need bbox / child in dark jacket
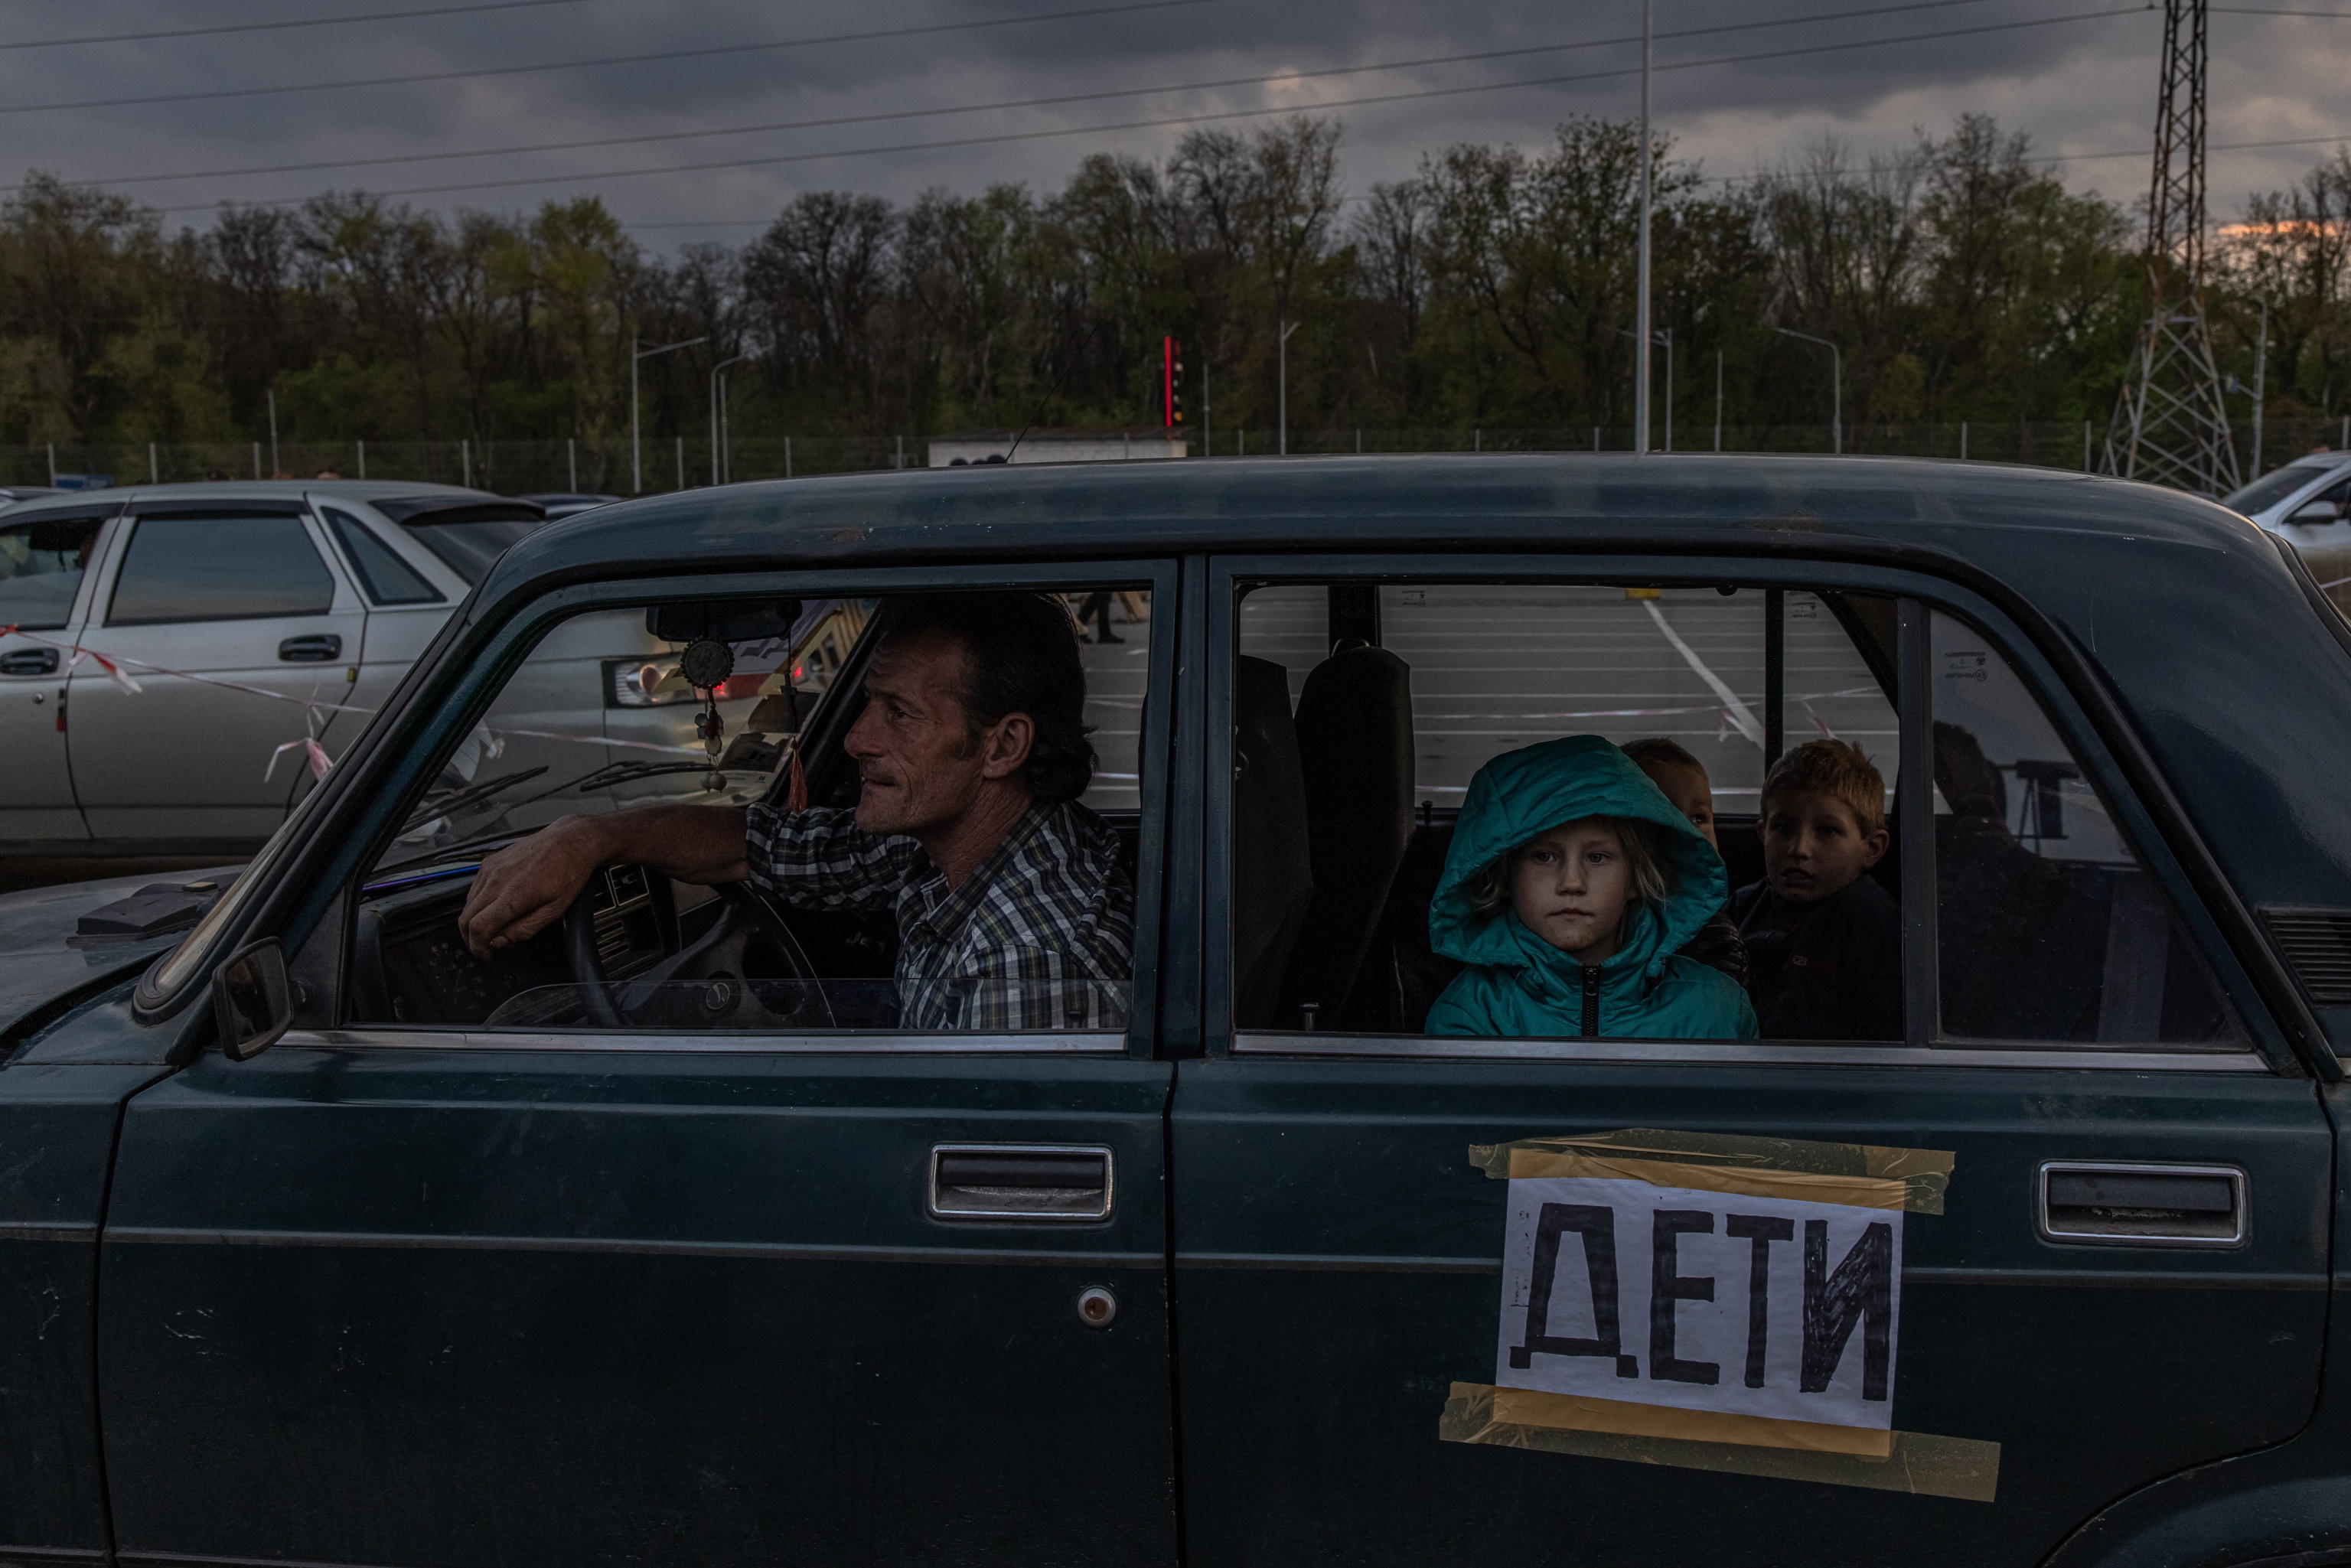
[1731,739,1903,1040]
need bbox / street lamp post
[1774,326,1842,455]
[632,335,706,493]
[1278,319,1301,455]
[709,352,751,486]
[1633,0,1653,454]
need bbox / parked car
[2222,452,2351,532]
[0,484,63,510]
[4,454,2351,1568]
[0,481,758,853]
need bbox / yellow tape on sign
[1440,1384,2001,1503]
[1471,1126,1954,1214]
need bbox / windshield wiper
[396,765,549,834]
[375,760,726,875]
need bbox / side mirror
[211,938,292,1061]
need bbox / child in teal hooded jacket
[1426,735,1758,1040]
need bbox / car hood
[0,867,243,1042]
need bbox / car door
[95,562,1182,1568]
[67,500,368,843]
[1169,556,2332,1568]
[0,503,120,842]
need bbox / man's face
[1760,787,1888,905]
[843,630,988,837]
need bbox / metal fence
[10,416,2348,495]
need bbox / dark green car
[4,454,2349,1568]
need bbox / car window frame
[0,498,126,633]
[1203,551,2294,1077]
[102,501,351,628]
[287,559,1180,1061]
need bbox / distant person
[1423,735,1755,1040]
[1732,739,1902,1040]
[316,467,343,479]
[1074,590,1122,644]
[1622,735,1746,988]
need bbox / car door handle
[2038,1161,2245,1247]
[277,634,342,663]
[929,1144,1114,1221]
[0,647,58,676]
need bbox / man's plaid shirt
[742,798,1134,1031]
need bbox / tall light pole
[632,335,706,494]
[1775,326,1841,455]
[1278,319,1301,455]
[709,351,751,486]
[1633,0,1653,454]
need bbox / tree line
[0,111,2340,475]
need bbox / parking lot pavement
[0,853,247,898]
[1238,584,1896,807]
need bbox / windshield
[2223,463,2337,516]
[400,517,545,585]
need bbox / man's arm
[459,804,747,959]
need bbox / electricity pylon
[2105,0,2241,496]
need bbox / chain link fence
[8,417,2346,494]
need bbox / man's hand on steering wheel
[460,816,613,959]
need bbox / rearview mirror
[212,938,292,1061]
[646,599,802,644]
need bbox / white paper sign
[1495,1175,1903,1433]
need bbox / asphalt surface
[1237,583,1897,808]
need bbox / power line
[153,4,2142,214]
[25,0,1994,191]
[0,0,1210,119]
[0,0,631,52]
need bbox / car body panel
[99,1048,1179,1568]
[1166,1055,2329,1568]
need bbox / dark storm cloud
[0,0,2342,246]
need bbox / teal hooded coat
[1426,736,1758,1040]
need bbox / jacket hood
[1429,735,1729,992]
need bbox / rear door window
[0,509,109,630]
[108,510,334,624]
[323,507,442,605]
[1930,609,2236,1044]
[373,500,546,585]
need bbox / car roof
[479,453,2269,608]
[0,480,502,520]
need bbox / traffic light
[1163,336,1184,427]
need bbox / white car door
[67,500,367,843]
[0,502,119,841]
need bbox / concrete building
[927,429,1187,467]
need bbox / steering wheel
[562,871,827,1030]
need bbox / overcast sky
[0,0,2343,250]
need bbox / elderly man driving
[459,592,1133,1030]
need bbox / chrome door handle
[929,1144,1113,1221]
[278,634,342,663]
[2038,1161,2245,1247]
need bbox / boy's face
[1760,788,1888,904]
[1640,761,1717,848]
[1509,817,1634,963]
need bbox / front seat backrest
[1231,655,1314,1029]
[1280,644,1414,1029]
